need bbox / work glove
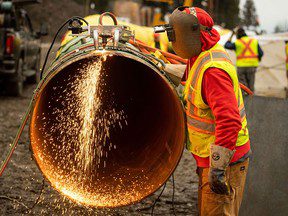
[209,144,235,195]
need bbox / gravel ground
[0,83,199,215]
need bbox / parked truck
[0,0,46,96]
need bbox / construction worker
[285,41,288,98]
[164,7,251,215]
[225,28,264,92]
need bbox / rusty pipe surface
[29,49,185,208]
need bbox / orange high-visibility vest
[235,36,259,67]
[285,43,288,70]
[183,43,249,157]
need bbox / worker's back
[285,42,288,70]
[235,36,259,67]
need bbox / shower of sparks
[76,58,104,172]
[30,55,155,207]
[37,55,127,172]
[39,55,128,174]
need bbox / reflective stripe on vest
[286,44,288,69]
[187,51,232,102]
[286,46,288,62]
[187,92,247,135]
[184,43,249,157]
[235,37,259,67]
[187,115,215,134]
[187,108,247,135]
[237,38,258,59]
[185,45,247,136]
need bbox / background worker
[225,28,264,92]
[166,7,251,215]
[285,40,288,98]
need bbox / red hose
[167,58,180,64]
[139,46,150,55]
[0,104,32,176]
[240,83,254,95]
[136,39,188,64]
[129,39,188,64]
[129,39,253,97]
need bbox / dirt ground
[0,83,199,215]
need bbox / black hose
[151,183,167,215]
[172,174,177,216]
[40,17,89,79]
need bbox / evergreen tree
[215,0,240,29]
[274,25,282,33]
[242,0,258,28]
[192,0,240,29]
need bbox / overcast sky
[240,0,288,33]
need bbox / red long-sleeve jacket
[192,67,251,168]
[179,7,250,167]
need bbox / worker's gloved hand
[209,168,230,195]
[209,144,235,195]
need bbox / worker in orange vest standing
[285,40,288,98]
[285,41,288,73]
[225,28,264,92]
[159,7,251,215]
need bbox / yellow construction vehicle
[183,0,193,6]
[145,0,174,5]
[60,14,170,52]
[143,0,193,26]
[145,0,193,6]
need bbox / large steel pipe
[29,50,185,207]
